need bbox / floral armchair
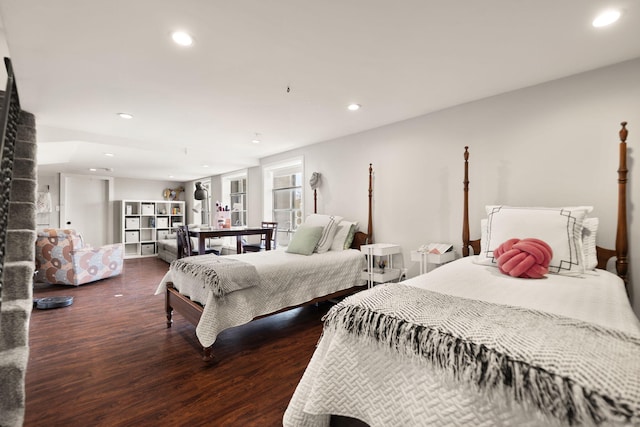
[35,228,124,286]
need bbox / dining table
[188,226,274,255]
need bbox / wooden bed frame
[462,122,630,292]
[165,163,374,361]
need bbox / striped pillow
[303,214,343,254]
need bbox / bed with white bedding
[157,164,374,361]
[284,257,640,427]
[155,248,366,349]
[284,123,639,426]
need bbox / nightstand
[360,243,401,288]
[410,249,456,274]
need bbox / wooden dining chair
[176,225,220,258]
[243,221,278,253]
[176,225,193,259]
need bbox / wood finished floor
[27,257,332,426]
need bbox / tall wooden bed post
[592,122,629,292]
[462,147,480,256]
[462,147,472,257]
[313,189,318,214]
[461,122,630,294]
[368,163,373,244]
[616,122,629,287]
[347,163,373,249]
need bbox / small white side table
[360,243,401,288]
[410,250,456,274]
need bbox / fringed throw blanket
[323,284,640,426]
[170,256,261,298]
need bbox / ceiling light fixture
[117,113,133,119]
[348,103,361,111]
[592,9,621,27]
[172,31,194,46]
[252,133,261,144]
[104,152,114,157]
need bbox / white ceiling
[0,1,639,182]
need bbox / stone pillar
[0,110,37,427]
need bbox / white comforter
[284,256,640,427]
[155,248,366,347]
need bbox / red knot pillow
[494,238,553,279]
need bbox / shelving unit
[229,177,247,227]
[116,200,185,258]
[360,243,401,288]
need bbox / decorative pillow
[330,220,359,251]
[582,217,598,271]
[303,214,343,253]
[480,215,598,270]
[343,224,358,249]
[285,226,324,256]
[494,238,553,279]
[477,206,590,275]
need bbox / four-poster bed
[284,122,639,427]
[157,164,374,362]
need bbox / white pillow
[303,214,343,253]
[330,220,359,251]
[479,218,488,256]
[480,215,598,270]
[477,206,591,276]
[582,217,598,271]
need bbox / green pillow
[286,226,324,255]
[343,224,357,249]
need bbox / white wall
[114,177,185,201]
[36,173,60,228]
[35,174,185,229]
[247,166,263,227]
[261,58,640,316]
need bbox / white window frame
[221,169,248,227]
[262,156,304,244]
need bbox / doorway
[60,174,114,246]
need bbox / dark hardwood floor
[27,257,331,426]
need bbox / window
[222,171,247,227]
[263,157,303,245]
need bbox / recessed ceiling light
[592,9,621,27]
[347,103,361,111]
[202,164,209,168]
[252,133,261,144]
[172,31,193,46]
[89,168,97,172]
[117,113,133,119]
[104,152,114,157]
[168,175,174,178]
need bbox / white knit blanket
[322,284,640,426]
[170,256,261,298]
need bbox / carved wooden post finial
[620,121,628,142]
